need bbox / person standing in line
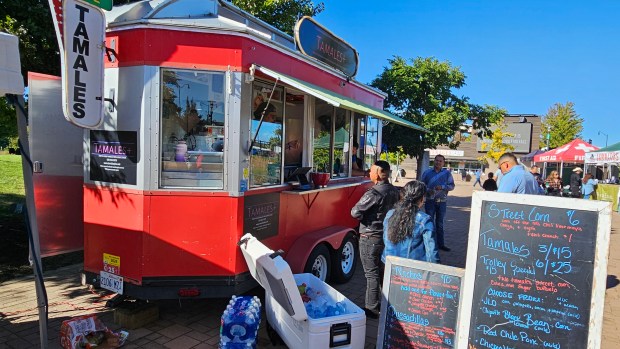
[581,173,597,199]
[482,172,498,191]
[421,155,455,252]
[544,170,563,196]
[351,160,400,319]
[530,165,545,191]
[382,180,439,264]
[494,167,504,187]
[473,169,483,187]
[570,167,583,198]
[461,168,467,181]
[496,152,541,194]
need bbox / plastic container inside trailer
[239,234,366,349]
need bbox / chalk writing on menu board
[469,201,597,349]
[380,258,462,349]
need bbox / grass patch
[0,154,25,221]
[0,154,28,282]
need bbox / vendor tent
[534,139,599,178]
[314,127,349,148]
[520,149,545,164]
[534,139,599,163]
[585,141,620,165]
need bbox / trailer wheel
[304,244,331,282]
[331,233,358,283]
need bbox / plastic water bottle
[335,301,347,315]
[221,295,261,348]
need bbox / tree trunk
[416,155,424,179]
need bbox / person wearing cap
[351,160,400,319]
[570,167,583,198]
[497,152,541,195]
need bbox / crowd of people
[350,152,597,319]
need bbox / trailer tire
[304,244,331,282]
[331,233,358,283]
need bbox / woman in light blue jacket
[581,173,596,199]
[382,180,439,264]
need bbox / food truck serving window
[160,69,226,189]
[250,81,284,188]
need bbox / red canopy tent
[534,139,599,177]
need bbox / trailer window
[160,69,226,189]
[249,81,284,187]
[313,99,332,173]
[364,117,380,170]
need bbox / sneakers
[363,308,379,319]
[439,246,451,252]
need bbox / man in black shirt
[351,160,400,318]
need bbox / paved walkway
[1,180,619,348]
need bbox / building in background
[401,114,542,178]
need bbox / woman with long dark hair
[381,180,440,263]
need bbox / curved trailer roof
[104,0,426,131]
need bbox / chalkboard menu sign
[458,192,611,349]
[378,257,464,349]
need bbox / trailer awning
[253,65,427,132]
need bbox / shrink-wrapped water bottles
[220,295,262,349]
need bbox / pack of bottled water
[220,295,262,349]
[298,283,348,319]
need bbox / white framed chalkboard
[458,191,612,349]
[377,256,465,349]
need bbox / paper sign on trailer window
[62,0,105,128]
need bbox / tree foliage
[370,56,504,175]
[231,0,324,35]
[379,146,407,165]
[541,102,583,149]
[478,119,515,164]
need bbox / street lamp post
[598,131,608,147]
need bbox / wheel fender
[285,225,356,274]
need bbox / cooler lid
[239,234,307,321]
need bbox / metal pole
[12,95,48,348]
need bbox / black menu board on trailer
[377,257,464,349]
[458,192,611,349]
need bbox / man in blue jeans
[421,155,455,251]
[351,160,400,319]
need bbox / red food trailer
[36,0,425,299]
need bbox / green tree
[478,118,515,164]
[0,98,18,149]
[380,146,407,165]
[541,102,583,149]
[370,56,504,177]
[231,0,324,35]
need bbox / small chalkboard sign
[377,256,465,349]
[458,191,611,349]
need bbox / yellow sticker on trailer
[103,253,120,274]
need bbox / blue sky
[316,1,620,148]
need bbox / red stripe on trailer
[104,28,384,108]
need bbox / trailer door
[28,73,84,256]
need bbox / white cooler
[239,234,366,349]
